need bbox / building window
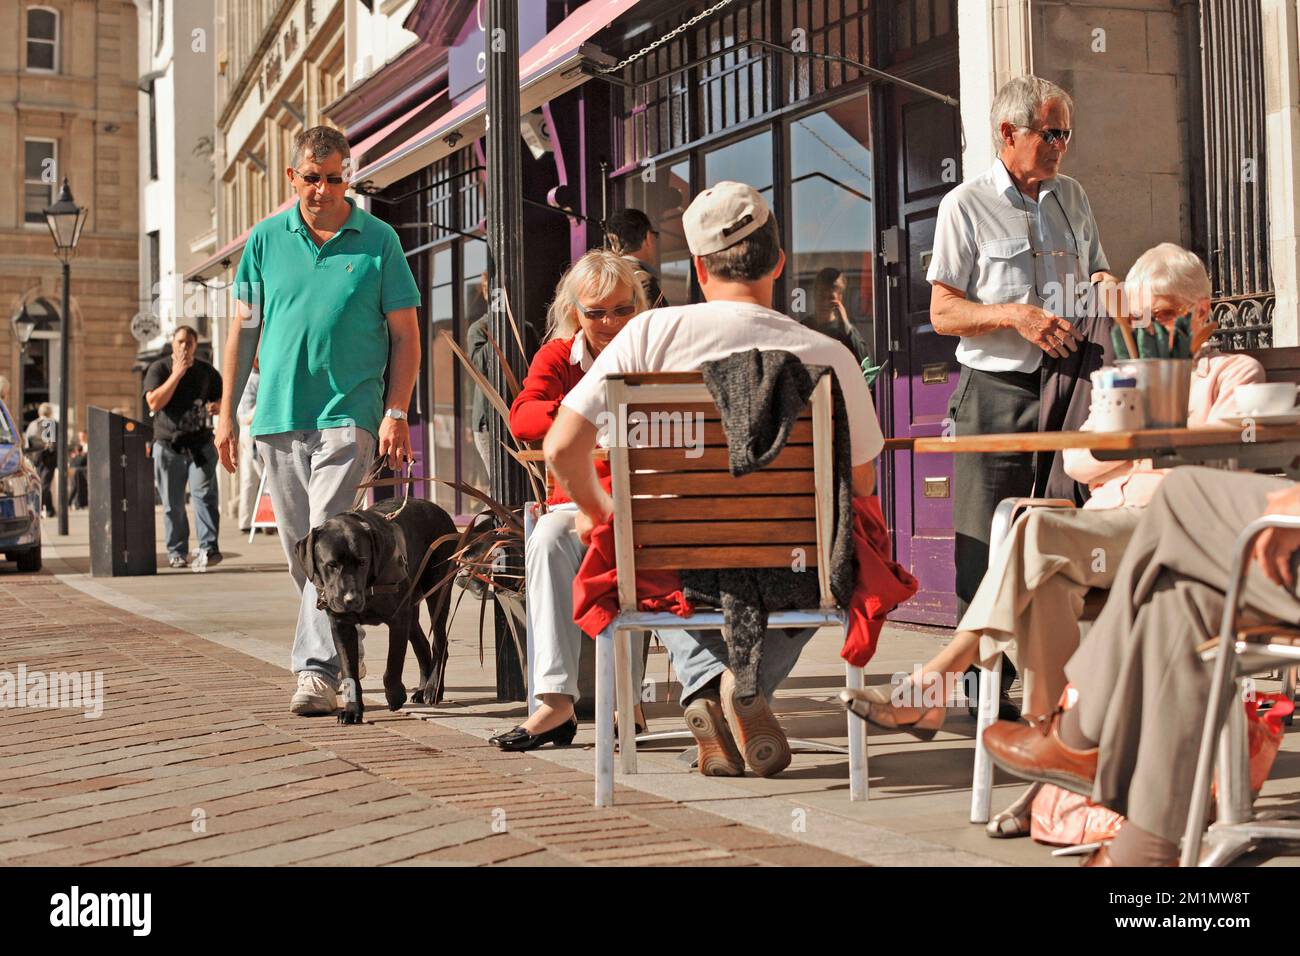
[26,6,58,73]
[147,230,161,312]
[147,82,159,180]
[23,139,57,225]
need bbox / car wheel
[15,548,41,573]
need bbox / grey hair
[1124,242,1212,308]
[291,126,351,169]
[990,75,1075,141]
[545,249,648,341]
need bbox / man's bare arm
[930,281,1081,359]
[145,365,186,412]
[214,302,252,473]
[544,407,612,540]
[378,307,420,468]
[383,307,421,414]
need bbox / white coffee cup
[1233,382,1300,417]
[1090,387,1146,433]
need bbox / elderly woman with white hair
[844,243,1263,744]
[489,248,649,751]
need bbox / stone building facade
[1,0,141,431]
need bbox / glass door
[785,95,876,369]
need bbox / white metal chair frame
[1180,513,1300,867]
[592,373,867,807]
[970,496,1077,824]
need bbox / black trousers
[950,365,1047,616]
[30,450,56,516]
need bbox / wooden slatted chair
[592,371,866,807]
[1180,513,1300,866]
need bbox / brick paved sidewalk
[0,572,862,867]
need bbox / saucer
[1219,410,1300,426]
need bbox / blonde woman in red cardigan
[490,249,649,751]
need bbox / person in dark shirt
[806,267,871,365]
[143,325,223,569]
[605,208,668,309]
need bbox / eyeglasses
[293,169,347,186]
[1021,126,1073,146]
[1005,170,1082,304]
[575,301,638,322]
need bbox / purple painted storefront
[342,0,965,627]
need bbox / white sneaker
[289,672,337,715]
[190,549,208,573]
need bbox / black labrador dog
[295,497,458,724]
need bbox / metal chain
[598,0,736,74]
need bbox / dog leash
[383,458,416,522]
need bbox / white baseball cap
[682,181,771,256]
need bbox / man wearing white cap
[545,181,885,778]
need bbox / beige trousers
[959,506,1143,716]
[1067,467,1300,843]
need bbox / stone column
[959,0,1034,176]
[1262,0,1300,347]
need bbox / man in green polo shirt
[215,125,421,717]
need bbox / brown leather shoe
[982,711,1098,796]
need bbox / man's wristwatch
[384,408,408,422]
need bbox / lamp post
[43,178,87,537]
[10,308,37,425]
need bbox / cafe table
[907,423,1300,470]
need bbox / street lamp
[10,306,38,425]
[43,177,87,537]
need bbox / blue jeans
[655,627,818,705]
[154,439,219,558]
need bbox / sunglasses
[575,301,638,322]
[293,169,347,186]
[1022,126,1073,146]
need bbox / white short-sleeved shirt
[926,161,1109,373]
[560,301,885,466]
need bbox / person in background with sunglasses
[489,249,648,750]
[214,125,422,718]
[926,75,1124,718]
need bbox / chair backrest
[603,370,836,613]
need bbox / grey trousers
[951,365,1044,614]
[256,427,376,681]
[1066,467,1300,843]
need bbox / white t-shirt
[560,301,885,466]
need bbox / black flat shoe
[495,717,578,752]
[488,726,528,747]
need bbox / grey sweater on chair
[681,349,857,698]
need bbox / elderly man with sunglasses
[214,126,422,717]
[927,76,1122,706]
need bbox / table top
[911,424,1300,455]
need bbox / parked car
[0,399,42,572]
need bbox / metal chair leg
[845,661,867,801]
[970,655,1002,824]
[595,623,615,807]
[523,502,538,717]
[615,627,637,775]
[1181,618,1245,865]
